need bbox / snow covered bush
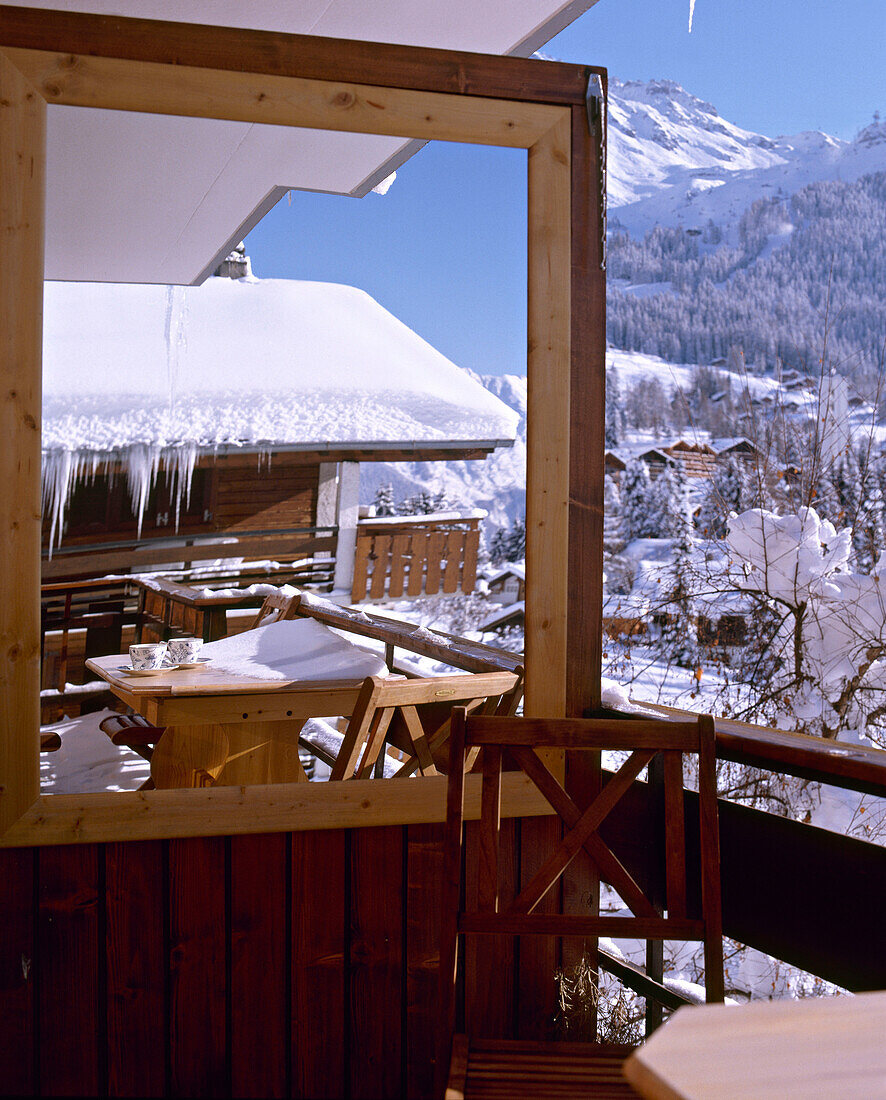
[725,506,886,741]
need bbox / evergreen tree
[646,461,685,539]
[488,515,526,565]
[853,450,885,573]
[621,459,657,540]
[697,456,749,538]
[400,490,434,515]
[373,483,396,517]
[488,525,510,565]
[603,473,625,551]
[660,519,699,669]
[605,368,626,447]
[506,515,526,562]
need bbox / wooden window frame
[0,7,606,846]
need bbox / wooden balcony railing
[41,525,336,583]
[351,513,482,602]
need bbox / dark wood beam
[0,4,601,104]
[567,96,606,716]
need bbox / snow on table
[200,617,388,682]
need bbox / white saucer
[117,663,181,676]
[174,657,212,669]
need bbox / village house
[41,257,517,596]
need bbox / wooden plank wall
[3,800,886,1096]
[0,820,566,1099]
[214,463,319,532]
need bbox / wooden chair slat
[439,711,724,1100]
[478,747,501,913]
[509,748,654,915]
[509,746,659,919]
[249,590,300,630]
[662,750,688,919]
[466,716,699,750]
[399,704,438,776]
[698,714,725,1002]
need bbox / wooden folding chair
[438,710,724,1099]
[322,668,523,781]
[250,589,301,628]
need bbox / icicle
[164,442,199,530]
[124,443,163,538]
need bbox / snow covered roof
[487,563,526,585]
[480,601,525,632]
[42,276,520,455]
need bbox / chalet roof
[42,276,519,455]
[667,441,716,456]
[487,563,526,585]
[479,601,525,632]
[711,437,759,455]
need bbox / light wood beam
[525,115,571,717]
[0,772,553,848]
[0,50,43,833]
[2,48,563,148]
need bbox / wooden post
[525,115,571,718]
[0,52,44,833]
[567,97,606,717]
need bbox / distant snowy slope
[362,352,792,532]
[608,78,886,239]
[361,373,527,532]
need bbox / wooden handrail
[603,701,886,799]
[296,596,523,675]
[42,532,336,579]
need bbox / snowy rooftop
[42,276,519,455]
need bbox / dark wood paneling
[230,833,288,1099]
[349,826,404,1100]
[717,800,886,992]
[406,823,444,1100]
[37,844,103,1096]
[516,815,561,1040]
[1,801,880,1097]
[168,837,227,1098]
[464,818,517,1038]
[567,100,606,716]
[105,841,166,1098]
[291,829,347,1100]
[0,849,35,1097]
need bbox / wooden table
[624,991,886,1098]
[86,654,367,788]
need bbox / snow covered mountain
[608,78,886,240]
[360,373,527,533]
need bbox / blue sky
[246,0,884,377]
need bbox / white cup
[167,637,203,664]
[129,642,168,670]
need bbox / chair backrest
[250,589,301,629]
[438,711,723,1062]
[329,668,523,781]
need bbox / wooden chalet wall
[212,456,319,533]
[43,453,321,549]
